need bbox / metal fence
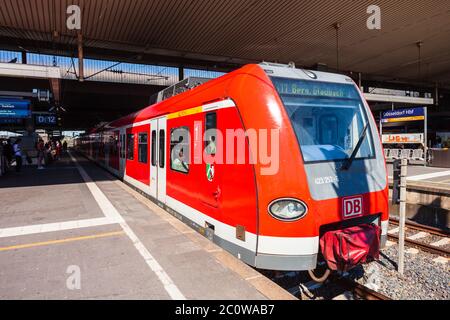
[0,50,22,64]
[0,50,227,86]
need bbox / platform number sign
[342,196,363,219]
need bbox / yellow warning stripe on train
[167,106,203,119]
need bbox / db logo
[342,196,363,219]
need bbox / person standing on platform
[36,138,45,169]
[13,138,22,173]
[55,140,62,160]
[63,140,68,153]
[3,138,13,171]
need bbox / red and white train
[75,63,389,276]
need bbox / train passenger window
[151,130,156,166]
[121,134,126,158]
[138,132,148,164]
[170,126,190,173]
[119,135,122,158]
[127,133,134,160]
[159,129,165,168]
[205,112,216,155]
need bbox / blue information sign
[0,118,23,125]
[381,107,425,123]
[0,98,31,118]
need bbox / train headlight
[268,198,308,221]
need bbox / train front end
[250,63,388,275]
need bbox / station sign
[0,98,31,118]
[381,107,425,123]
[382,133,423,144]
[35,113,57,126]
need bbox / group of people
[0,138,24,173]
[0,137,67,173]
[36,139,67,169]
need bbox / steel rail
[335,278,391,300]
[389,218,449,237]
[387,234,450,257]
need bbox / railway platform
[386,164,450,229]
[0,152,293,300]
[386,163,450,186]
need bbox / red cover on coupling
[320,224,381,272]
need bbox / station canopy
[0,0,449,86]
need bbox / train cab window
[127,133,134,160]
[271,77,375,163]
[138,132,148,163]
[319,115,338,145]
[151,130,156,166]
[205,112,217,155]
[170,126,190,173]
[159,129,165,168]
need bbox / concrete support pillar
[178,66,184,81]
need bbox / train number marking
[342,196,363,219]
[314,175,338,185]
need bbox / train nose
[319,223,381,272]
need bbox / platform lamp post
[334,22,341,72]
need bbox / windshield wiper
[341,122,369,171]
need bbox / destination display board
[271,77,360,100]
[381,107,425,123]
[0,98,31,118]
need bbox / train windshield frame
[271,77,376,164]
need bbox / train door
[156,117,167,203]
[109,130,120,171]
[149,119,158,199]
[119,128,126,176]
[202,111,220,208]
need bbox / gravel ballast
[348,244,449,300]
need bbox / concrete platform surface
[0,152,293,300]
[386,163,450,186]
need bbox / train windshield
[271,77,375,163]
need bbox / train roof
[99,64,259,130]
[91,63,355,132]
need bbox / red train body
[75,63,389,272]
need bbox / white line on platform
[0,217,120,238]
[406,170,450,181]
[407,231,429,240]
[430,238,450,247]
[68,151,185,300]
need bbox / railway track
[387,219,450,257]
[334,277,390,300]
[261,220,448,300]
[389,218,449,237]
[261,270,391,300]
